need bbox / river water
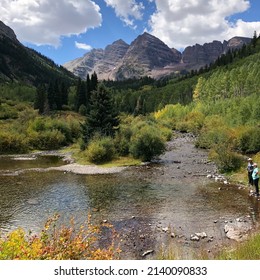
[0,135,259,259]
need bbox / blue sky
[1,0,260,65]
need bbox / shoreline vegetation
[1,34,259,259]
[1,133,260,260]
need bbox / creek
[0,134,259,259]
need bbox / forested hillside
[154,34,260,171]
[0,32,75,85]
[0,31,259,172]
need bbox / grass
[62,144,142,167]
[226,152,260,185]
[217,232,260,260]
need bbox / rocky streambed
[110,133,260,259]
[0,133,259,260]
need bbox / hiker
[247,158,254,186]
[252,163,259,197]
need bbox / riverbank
[1,132,259,260]
[121,132,260,259]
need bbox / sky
[1,0,260,65]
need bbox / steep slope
[182,37,252,68]
[64,32,252,81]
[114,32,181,80]
[0,21,75,85]
[64,39,129,80]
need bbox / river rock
[190,234,200,241]
[195,232,207,239]
[162,227,169,233]
[224,218,252,242]
[27,199,39,205]
[141,250,154,257]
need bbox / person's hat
[253,163,258,166]
[248,158,253,161]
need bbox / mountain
[0,21,18,42]
[181,37,252,69]
[64,39,129,80]
[113,32,181,80]
[64,33,251,80]
[0,21,75,85]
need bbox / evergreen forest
[0,33,260,171]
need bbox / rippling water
[0,152,259,259]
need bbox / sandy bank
[48,163,127,175]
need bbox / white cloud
[104,0,144,27]
[75,41,93,51]
[0,0,102,46]
[148,0,260,49]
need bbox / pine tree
[47,81,56,111]
[60,81,68,106]
[82,84,119,144]
[75,79,87,112]
[90,72,98,92]
[34,84,46,114]
[252,31,258,48]
[54,79,62,110]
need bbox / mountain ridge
[64,32,251,80]
[0,21,75,85]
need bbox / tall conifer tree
[82,84,119,144]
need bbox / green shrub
[29,117,46,132]
[0,131,28,154]
[130,125,166,161]
[86,136,116,164]
[28,116,81,147]
[66,116,82,139]
[78,104,87,116]
[49,120,72,143]
[175,111,205,134]
[196,116,235,149]
[29,130,66,150]
[0,103,18,120]
[236,126,260,153]
[209,144,244,172]
[114,124,133,156]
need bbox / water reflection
[0,155,260,259]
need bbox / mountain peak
[112,39,129,46]
[0,21,17,42]
[63,33,252,80]
[227,36,251,49]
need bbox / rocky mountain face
[182,37,252,68]
[0,21,18,42]
[0,21,75,84]
[64,39,129,80]
[64,33,251,80]
[113,32,181,80]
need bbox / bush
[0,131,28,154]
[49,120,72,143]
[236,126,260,153]
[28,116,81,148]
[78,104,87,116]
[130,125,166,161]
[114,125,132,156]
[0,214,120,260]
[86,136,116,164]
[66,115,82,139]
[196,116,235,149]
[29,130,66,150]
[175,111,205,134]
[0,103,18,119]
[209,144,244,172]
